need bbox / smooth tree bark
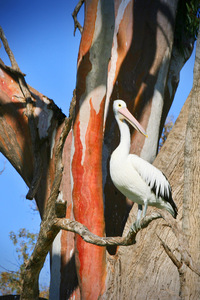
[0,0,199,299]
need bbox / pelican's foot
[132,219,141,231]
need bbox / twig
[0,160,6,175]
[0,26,43,200]
[72,0,84,36]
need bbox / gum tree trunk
[0,0,199,299]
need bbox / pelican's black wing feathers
[130,154,178,218]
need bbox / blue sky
[0,0,195,292]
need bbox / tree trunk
[103,27,200,300]
[103,87,190,300]
[182,26,200,299]
[0,1,199,299]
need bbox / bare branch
[159,212,200,277]
[43,91,76,218]
[55,212,162,246]
[0,26,20,71]
[157,234,182,269]
[56,90,76,159]
[72,0,84,36]
[21,219,59,300]
[0,27,43,200]
[21,93,76,299]
[0,160,6,175]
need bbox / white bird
[110,100,177,223]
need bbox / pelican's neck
[116,119,131,157]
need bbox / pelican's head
[113,100,147,137]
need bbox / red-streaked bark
[71,0,116,297]
[60,132,79,300]
[72,99,106,299]
[104,0,179,255]
[0,0,197,299]
[0,62,33,185]
[71,0,182,297]
[0,60,66,213]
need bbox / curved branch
[72,0,84,36]
[0,27,21,71]
[21,94,76,299]
[21,210,161,299]
[158,212,200,277]
[0,27,42,200]
[55,212,162,246]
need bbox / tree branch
[0,160,6,175]
[0,27,21,71]
[72,0,84,36]
[157,234,182,269]
[158,212,200,277]
[0,27,42,200]
[55,212,162,246]
[21,93,76,300]
[43,90,76,218]
[169,219,200,277]
[21,196,161,299]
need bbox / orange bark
[72,99,106,299]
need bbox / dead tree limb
[21,211,161,299]
[0,160,6,175]
[157,234,182,269]
[158,212,200,277]
[0,26,42,200]
[55,212,162,246]
[0,27,21,71]
[72,0,84,36]
[21,93,76,300]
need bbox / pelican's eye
[118,103,122,107]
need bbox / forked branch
[72,0,84,35]
[21,211,161,299]
[157,212,200,300]
[21,93,76,300]
[0,26,42,200]
[161,213,200,277]
[55,212,162,246]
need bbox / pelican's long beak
[118,107,148,137]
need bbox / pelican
[110,100,177,223]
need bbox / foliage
[0,270,21,295]
[185,1,200,39]
[175,0,200,53]
[159,116,174,151]
[0,229,49,298]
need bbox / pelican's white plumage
[110,100,177,222]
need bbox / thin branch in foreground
[72,0,84,36]
[21,94,76,299]
[157,234,182,269]
[0,26,43,200]
[43,92,76,218]
[158,212,200,277]
[21,211,161,299]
